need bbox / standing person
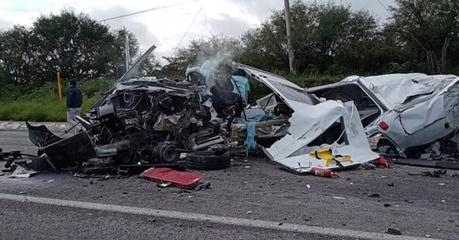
[66,80,83,126]
[231,69,250,105]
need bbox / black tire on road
[186,151,231,170]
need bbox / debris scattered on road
[394,158,459,170]
[332,196,346,200]
[360,162,376,170]
[9,165,39,178]
[309,167,338,178]
[375,156,390,168]
[141,167,204,189]
[386,228,402,235]
[408,169,447,177]
[368,193,381,198]
[194,182,211,191]
[157,182,172,188]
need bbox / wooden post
[57,67,62,101]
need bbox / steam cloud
[189,45,237,89]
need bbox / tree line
[163,0,459,77]
[0,0,458,87]
[0,10,142,86]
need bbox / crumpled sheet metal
[351,74,458,109]
[26,121,62,147]
[119,45,156,82]
[336,73,459,152]
[237,63,378,173]
[264,101,379,173]
[361,74,459,150]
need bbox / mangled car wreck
[235,64,379,173]
[25,46,379,175]
[309,74,459,164]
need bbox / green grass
[0,75,343,122]
[0,77,114,122]
[0,96,99,122]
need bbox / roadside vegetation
[0,0,457,121]
[0,75,342,121]
[0,78,114,121]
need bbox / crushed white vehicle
[235,64,379,174]
[308,73,459,157]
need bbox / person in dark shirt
[210,85,243,133]
[66,80,83,125]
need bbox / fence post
[57,67,62,101]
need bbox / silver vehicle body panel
[309,73,459,151]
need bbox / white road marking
[0,193,436,240]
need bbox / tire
[186,151,231,170]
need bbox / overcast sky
[0,0,395,58]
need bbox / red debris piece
[375,156,390,168]
[309,167,338,178]
[141,167,203,189]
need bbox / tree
[0,10,140,85]
[239,2,393,75]
[388,0,459,73]
[31,10,125,83]
[0,26,38,84]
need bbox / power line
[376,0,390,11]
[98,0,197,22]
[174,0,206,52]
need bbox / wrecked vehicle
[308,73,459,158]
[27,47,225,172]
[233,64,379,173]
[25,46,378,175]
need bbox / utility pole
[124,28,130,73]
[284,0,295,74]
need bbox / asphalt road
[1,129,458,239]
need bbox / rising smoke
[188,44,237,90]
